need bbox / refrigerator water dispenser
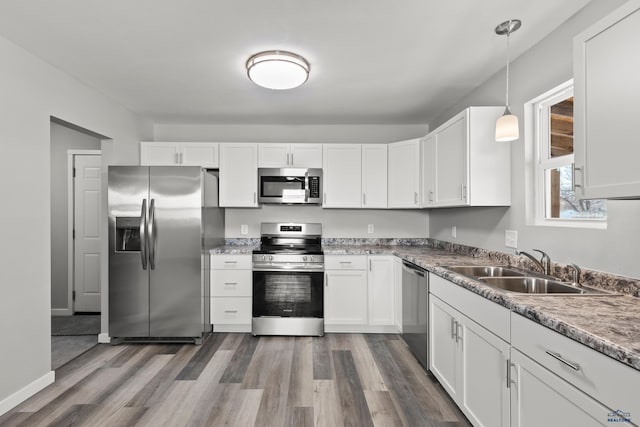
[115,217,141,252]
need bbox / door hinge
[72,290,76,301]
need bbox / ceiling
[0,1,591,126]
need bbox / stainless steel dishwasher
[401,261,429,369]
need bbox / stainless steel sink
[444,265,526,278]
[479,277,598,294]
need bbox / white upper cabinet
[140,142,219,168]
[574,1,640,199]
[219,143,258,207]
[388,138,421,208]
[258,143,322,168]
[423,107,510,208]
[322,144,362,208]
[362,144,388,208]
[420,134,436,207]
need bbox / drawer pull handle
[339,261,352,264]
[224,310,238,314]
[223,282,237,286]
[545,350,581,371]
[224,261,237,264]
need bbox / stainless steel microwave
[258,168,322,204]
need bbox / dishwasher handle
[402,261,426,277]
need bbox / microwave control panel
[309,176,320,198]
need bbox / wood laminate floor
[1,334,470,427]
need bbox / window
[527,80,606,227]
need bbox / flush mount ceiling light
[495,19,521,142]
[246,50,310,90]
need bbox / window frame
[525,79,606,229]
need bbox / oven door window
[253,271,323,318]
[260,176,304,198]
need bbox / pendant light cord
[505,30,510,111]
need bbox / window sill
[534,218,607,230]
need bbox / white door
[435,112,468,206]
[362,144,388,208]
[367,256,394,325]
[73,154,102,312]
[388,139,421,208]
[322,144,362,208]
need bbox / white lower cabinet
[324,255,396,332]
[210,254,252,332]
[430,295,510,427]
[509,349,612,427]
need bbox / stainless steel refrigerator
[108,166,224,344]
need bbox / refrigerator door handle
[140,199,148,270]
[148,198,157,270]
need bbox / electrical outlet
[241,224,248,235]
[451,226,457,238]
[505,230,518,248]
[367,224,374,234]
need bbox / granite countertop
[213,243,640,371]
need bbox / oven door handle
[253,263,324,272]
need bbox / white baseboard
[51,308,72,316]
[324,324,400,334]
[98,333,111,344]
[0,371,55,416]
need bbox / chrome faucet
[568,263,582,287]
[516,249,552,275]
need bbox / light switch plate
[367,224,374,234]
[241,224,248,235]
[451,226,457,238]
[505,230,518,248]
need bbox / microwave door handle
[304,171,309,202]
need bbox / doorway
[50,119,105,368]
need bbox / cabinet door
[324,270,368,325]
[393,257,403,332]
[429,296,459,399]
[420,134,436,207]
[181,143,219,168]
[322,144,362,208]
[258,143,290,167]
[367,256,394,326]
[388,139,420,208]
[291,144,323,167]
[574,2,640,199]
[459,313,510,427]
[219,143,258,207]
[140,142,179,165]
[510,349,613,427]
[362,144,388,208]
[435,112,468,206]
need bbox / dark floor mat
[52,315,100,336]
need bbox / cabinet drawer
[511,312,639,417]
[325,255,367,270]
[211,297,252,324]
[211,270,252,296]
[429,274,510,341]
[211,254,252,269]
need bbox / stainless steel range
[252,223,324,336]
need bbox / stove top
[254,222,323,256]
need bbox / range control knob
[269,255,274,261]
[303,256,308,262]
[262,255,266,261]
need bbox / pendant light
[246,50,310,90]
[495,19,521,141]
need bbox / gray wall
[50,122,101,312]
[427,0,640,279]
[0,33,151,410]
[226,206,428,238]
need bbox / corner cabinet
[219,143,258,207]
[421,107,511,208]
[140,142,219,168]
[388,138,421,208]
[574,1,640,199]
